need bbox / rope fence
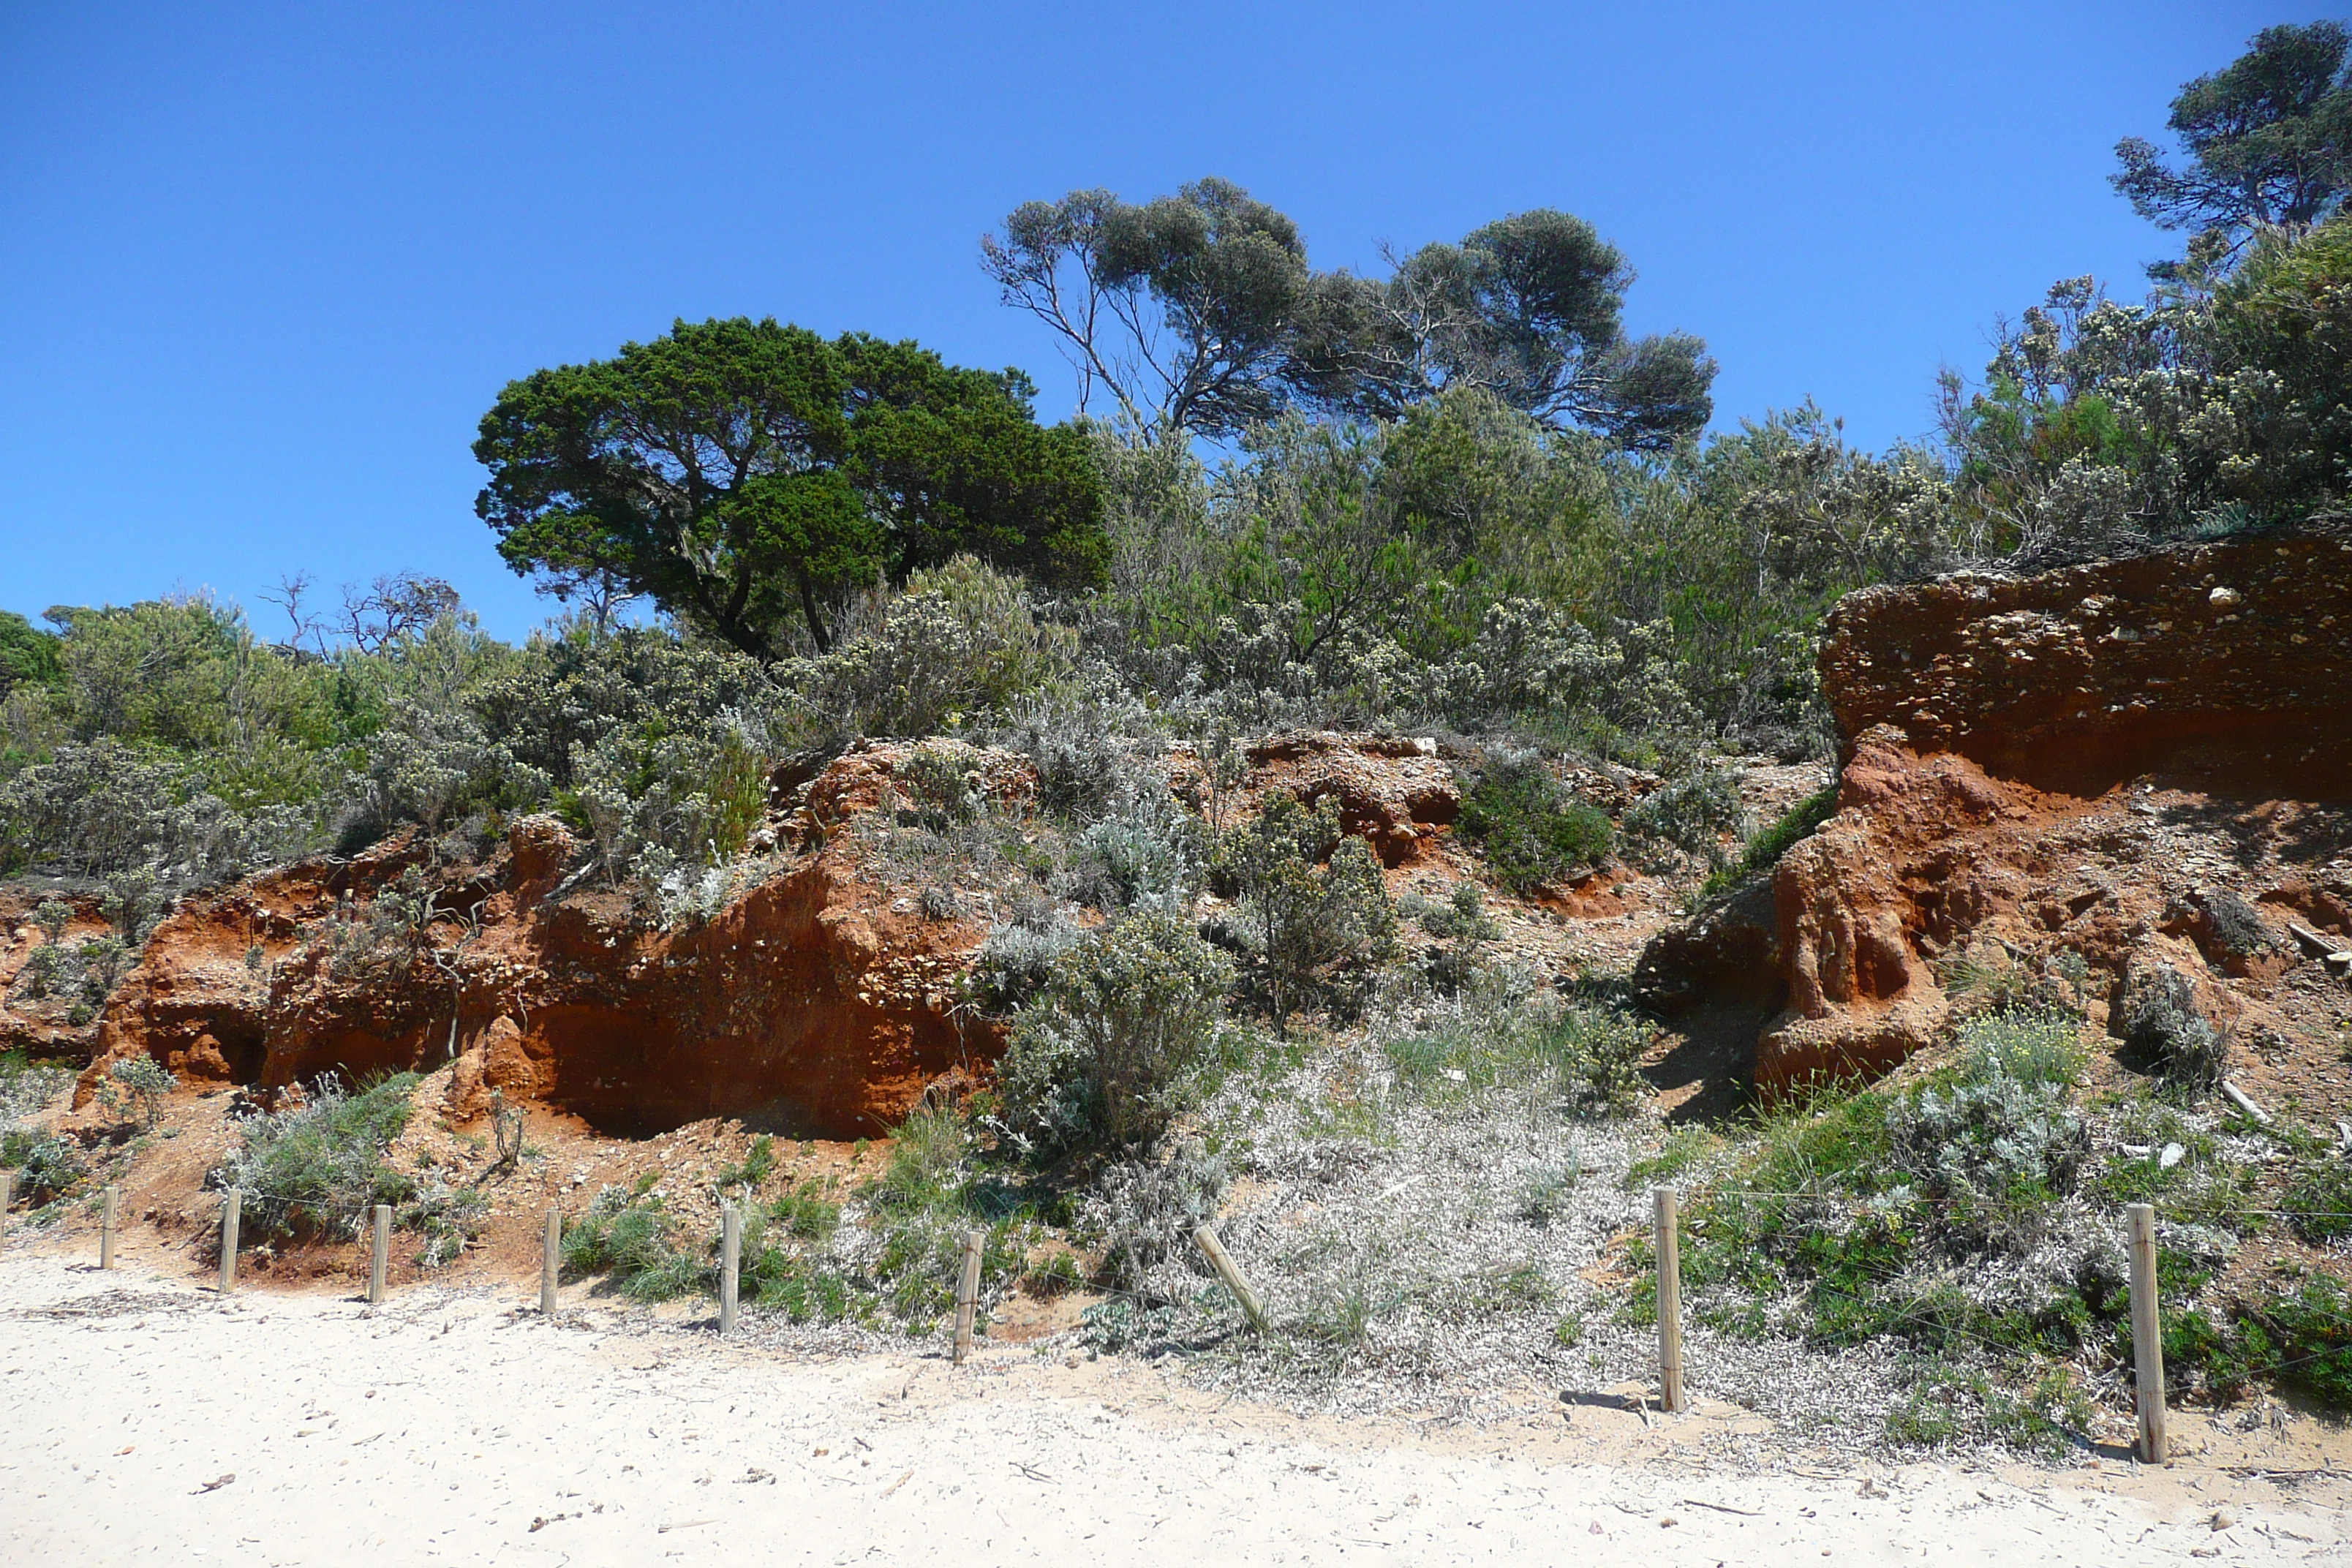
[7,1166,2347,1466]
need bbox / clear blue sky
[0,2,2327,639]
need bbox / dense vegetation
[1,22,2347,1440]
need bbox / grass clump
[861,1109,1039,1328]
[562,1179,706,1302]
[1455,753,1613,894]
[713,1133,777,1193]
[1624,1126,1716,1191]
[1382,991,1648,1118]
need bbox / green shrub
[1885,1047,2086,1251]
[98,1055,178,1130]
[750,1251,856,1322]
[896,746,983,831]
[1540,1005,1649,1117]
[1885,1362,2092,1456]
[2285,1159,2352,1245]
[1071,785,1202,912]
[967,909,1081,1016]
[2117,962,2227,1090]
[995,911,1232,1156]
[1077,1139,1229,1292]
[1403,881,1499,995]
[2,1131,87,1202]
[1456,753,1613,893]
[0,1049,73,1128]
[1955,1009,2085,1090]
[2251,1271,2352,1407]
[778,557,1077,739]
[1622,766,1748,872]
[217,1073,423,1240]
[1210,795,1393,1029]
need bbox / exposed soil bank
[53,745,1011,1140]
[1820,524,2352,798]
[1643,527,2352,1093]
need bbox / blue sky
[0,2,2326,639]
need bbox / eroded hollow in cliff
[526,1000,973,1142]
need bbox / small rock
[2209,587,2242,609]
[2160,1142,2186,1169]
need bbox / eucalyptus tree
[986,181,1714,450]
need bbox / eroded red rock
[1644,526,2352,1096]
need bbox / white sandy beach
[1,1243,2345,1567]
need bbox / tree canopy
[984,181,1712,448]
[0,611,60,701]
[475,318,1106,657]
[1294,210,1716,449]
[981,179,1315,440]
[2113,21,2352,268]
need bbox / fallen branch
[2220,1079,2273,1127]
[2286,922,2338,959]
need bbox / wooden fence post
[0,1169,12,1240]
[217,1189,241,1295]
[2128,1202,2167,1463]
[368,1204,391,1305]
[1654,1188,1685,1414]
[100,1184,118,1270]
[719,1202,742,1338]
[1192,1224,1270,1333]
[953,1229,984,1363]
[541,1205,560,1315]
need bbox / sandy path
[1,1249,2342,1567]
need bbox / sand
[2,1243,2345,1567]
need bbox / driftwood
[2220,1079,2273,1127]
[2287,921,2349,962]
